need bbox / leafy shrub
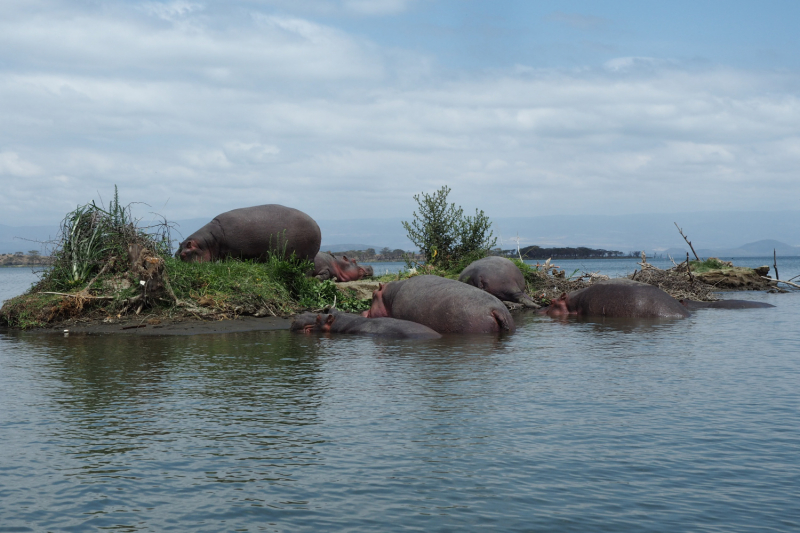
[401,185,497,272]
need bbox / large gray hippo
[314,252,374,282]
[540,279,690,319]
[291,311,441,339]
[680,299,775,310]
[176,204,321,262]
[459,256,539,308]
[361,275,515,334]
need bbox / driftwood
[675,222,701,261]
[762,276,800,290]
[774,249,780,281]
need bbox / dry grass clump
[630,263,716,301]
[517,258,716,305]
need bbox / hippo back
[215,204,321,261]
[381,275,515,334]
[458,256,529,303]
[569,279,689,318]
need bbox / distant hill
[666,239,800,259]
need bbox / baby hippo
[313,252,374,282]
[290,311,441,339]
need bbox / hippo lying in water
[176,204,321,263]
[680,299,775,310]
[361,275,515,334]
[458,256,539,308]
[290,311,441,339]
[540,279,690,319]
[314,252,374,282]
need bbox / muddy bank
[19,314,293,336]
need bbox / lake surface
[1,262,799,531]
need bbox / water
[1,264,799,531]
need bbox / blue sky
[1,0,799,247]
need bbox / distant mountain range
[3,210,799,257]
[663,239,800,259]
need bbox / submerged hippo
[314,252,374,282]
[290,311,441,339]
[361,275,515,334]
[459,256,539,308]
[176,204,321,262]
[540,279,690,319]
[680,299,775,310]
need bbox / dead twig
[774,249,780,281]
[39,292,115,300]
[761,276,800,289]
[83,256,115,292]
[675,222,701,261]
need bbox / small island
[0,188,788,333]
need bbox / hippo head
[543,293,572,316]
[177,239,213,262]
[362,283,390,318]
[289,313,319,334]
[317,313,336,333]
[342,255,375,279]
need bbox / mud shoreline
[13,315,293,336]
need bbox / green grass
[688,258,734,273]
[166,256,370,315]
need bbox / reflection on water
[1,272,799,531]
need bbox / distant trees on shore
[0,252,52,266]
[511,245,626,259]
[321,245,659,262]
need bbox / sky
[1,0,799,233]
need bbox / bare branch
[674,222,701,261]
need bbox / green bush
[401,185,497,272]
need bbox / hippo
[540,279,690,319]
[680,299,775,310]
[290,311,442,339]
[458,256,540,308]
[314,252,374,282]
[176,204,321,263]
[361,275,515,334]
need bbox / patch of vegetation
[402,185,497,273]
[688,257,734,273]
[1,188,376,329]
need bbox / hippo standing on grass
[291,311,441,339]
[540,279,690,319]
[176,204,321,262]
[314,252,374,282]
[361,275,515,334]
[459,256,540,308]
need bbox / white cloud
[1,2,800,228]
[0,152,41,177]
[342,0,417,16]
[140,1,204,21]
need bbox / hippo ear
[559,293,567,301]
[326,314,335,325]
[342,255,348,261]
